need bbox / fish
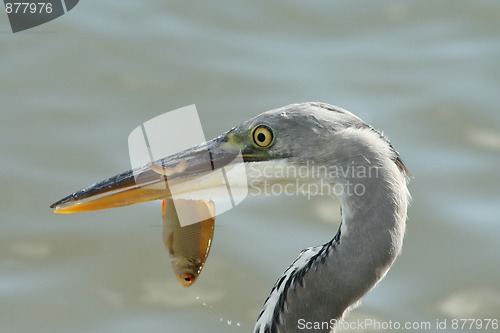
[161,198,215,287]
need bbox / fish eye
[252,125,274,148]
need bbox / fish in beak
[50,131,253,287]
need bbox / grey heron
[51,102,410,333]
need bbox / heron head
[50,103,386,213]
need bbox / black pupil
[257,132,266,142]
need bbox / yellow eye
[252,125,274,148]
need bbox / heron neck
[255,160,409,333]
[310,162,409,328]
[335,171,408,294]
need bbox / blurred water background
[1,1,499,332]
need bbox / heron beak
[50,134,248,214]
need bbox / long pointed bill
[50,135,247,214]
